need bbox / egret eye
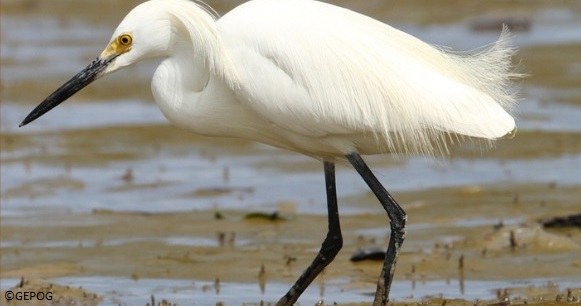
[117,34,132,46]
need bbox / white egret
[20,0,521,305]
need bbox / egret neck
[152,42,208,121]
[151,11,231,132]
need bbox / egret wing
[217,0,518,152]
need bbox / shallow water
[1,0,580,305]
[1,276,579,305]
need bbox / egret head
[101,3,173,75]
[19,1,172,127]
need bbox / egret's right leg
[276,161,343,306]
[346,153,407,306]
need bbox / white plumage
[101,0,520,158]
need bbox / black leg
[346,153,406,306]
[276,161,343,306]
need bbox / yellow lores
[101,33,133,58]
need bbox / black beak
[19,54,118,127]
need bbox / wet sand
[1,183,580,305]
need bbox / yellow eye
[117,34,132,46]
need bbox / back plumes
[449,26,521,110]
[341,25,523,155]
[406,26,522,154]
[217,0,523,156]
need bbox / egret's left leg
[276,161,343,306]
